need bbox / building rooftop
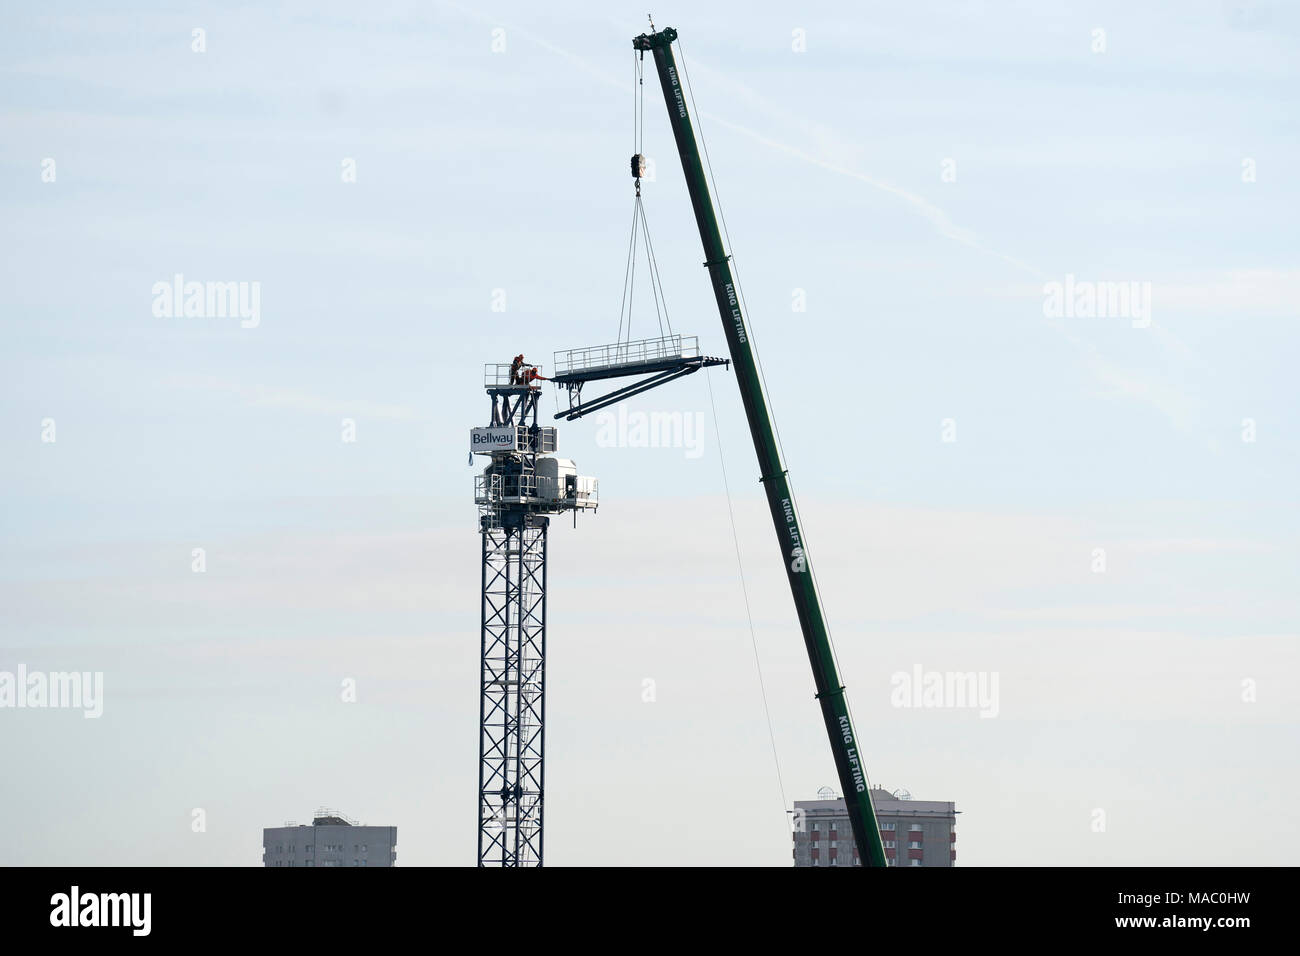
[794,787,959,816]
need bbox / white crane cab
[535,457,598,509]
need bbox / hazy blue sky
[1,0,1296,865]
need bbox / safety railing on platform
[475,472,539,504]
[570,477,598,507]
[484,363,556,389]
[484,364,517,388]
[553,334,697,378]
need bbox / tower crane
[473,375,598,867]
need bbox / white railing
[553,334,697,377]
[475,473,539,503]
[476,473,598,518]
[572,477,598,506]
[484,363,553,388]
[484,364,516,387]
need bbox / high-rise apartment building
[792,787,957,867]
[263,809,396,868]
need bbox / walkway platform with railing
[547,333,728,421]
[551,334,704,384]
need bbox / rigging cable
[616,199,638,349]
[705,365,790,836]
[618,53,640,350]
[637,197,672,339]
[618,49,674,349]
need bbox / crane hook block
[631,153,646,179]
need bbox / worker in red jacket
[523,365,548,388]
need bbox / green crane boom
[633,26,887,868]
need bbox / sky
[1,0,1297,866]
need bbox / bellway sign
[471,427,519,454]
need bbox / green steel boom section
[633,26,887,868]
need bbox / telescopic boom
[632,25,887,867]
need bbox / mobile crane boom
[633,26,887,867]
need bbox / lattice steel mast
[474,368,597,866]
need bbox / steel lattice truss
[478,522,547,866]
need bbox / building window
[908,841,922,849]
[908,824,922,832]
[884,840,896,848]
[882,823,896,831]
[910,859,922,867]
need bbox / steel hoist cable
[705,366,791,837]
[617,50,673,350]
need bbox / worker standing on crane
[509,354,525,385]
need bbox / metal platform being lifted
[553,334,697,381]
[550,334,728,421]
